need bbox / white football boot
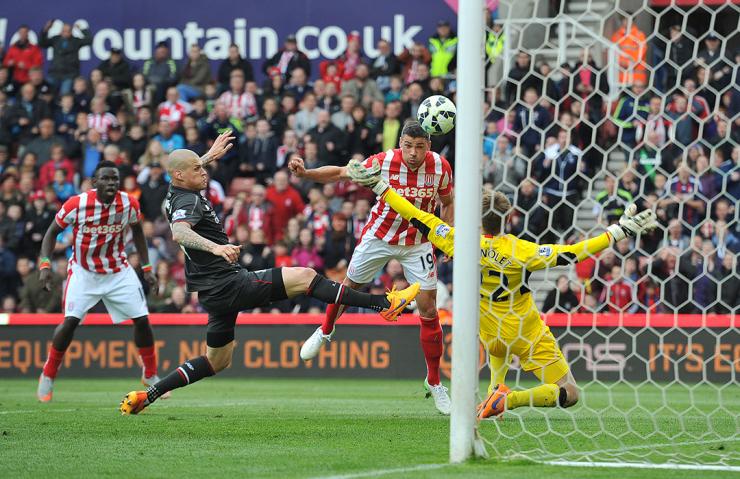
[37,373,54,403]
[300,326,335,361]
[424,378,451,415]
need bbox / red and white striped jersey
[87,112,118,141]
[360,149,453,245]
[55,190,142,274]
[158,100,192,126]
[217,90,258,120]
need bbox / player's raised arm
[288,155,349,184]
[200,129,236,168]
[520,204,658,271]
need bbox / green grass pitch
[1,378,737,478]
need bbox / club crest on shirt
[435,224,451,238]
[113,213,124,223]
[424,174,435,186]
[172,209,187,221]
[538,246,552,257]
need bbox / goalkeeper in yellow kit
[346,159,658,418]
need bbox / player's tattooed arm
[171,222,240,263]
[171,222,220,252]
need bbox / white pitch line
[535,437,740,460]
[542,460,740,472]
[312,463,450,479]
[0,407,110,415]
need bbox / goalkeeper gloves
[606,204,658,242]
[346,159,390,195]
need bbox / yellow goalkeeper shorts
[481,323,570,385]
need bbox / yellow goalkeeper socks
[506,384,559,410]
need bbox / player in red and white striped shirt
[36,161,161,403]
[289,121,454,414]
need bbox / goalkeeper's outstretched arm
[377,186,456,257]
[360,162,656,268]
[521,204,658,271]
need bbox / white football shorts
[347,235,438,290]
[63,262,149,323]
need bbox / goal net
[452,0,739,470]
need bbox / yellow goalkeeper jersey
[378,187,610,342]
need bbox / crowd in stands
[489,16,739,314]
[0,14,736,316]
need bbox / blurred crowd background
[0,13,737,315]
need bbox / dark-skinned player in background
[37,161,160,402]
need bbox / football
[417,95,456,135]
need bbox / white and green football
[417,95,456,135]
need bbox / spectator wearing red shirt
[158,86,192,128]
[603,265,634,313]
[225,185,275,242]
[637,279,661,313]
[245,185,274,243]
[319,61,344,93]
[265,170,305,241]
[273,242,292,268]
[305,197,331,238]
[337,31,364,81]
[38,143,75,188]
[2,25,43,84]
[87,96,118,141]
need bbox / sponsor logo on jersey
[81,224,124,234]
[435,224,451,238]
[538,246,552,257]
[172,209,187,221]
[424,174,435,186]
[390,174,401,181]
[393,186,436,198]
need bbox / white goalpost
[449,0,486,463]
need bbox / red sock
[321,303,345,335]
[419,316,443,385]
[43,346,65,379]
[138,346,158,378]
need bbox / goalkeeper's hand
[606,204,658,242]
[346,159,390,195]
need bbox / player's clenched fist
[39,268,53,291]
[211,244,241,263]
[288,155,306,177]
